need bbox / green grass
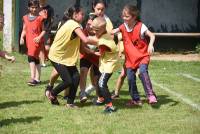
[0,50,200,133]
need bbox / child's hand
[33,36,41,44]
[148,44,154,55]
[5,55,15,63]
[20,38,25,45]
[118,51,123,58]
[94,51,101,56]
[39,9,48,19]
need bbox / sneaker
[46,90,59,105]
[80,91,88,103]
[111,92,119,99]
[41,64,47,67]
[126,100,142,107]
[93,97,105,106]
[65,104,78,108]
[85,85,96,95]
[104,106,117,113]
[148,95,157,104]
[45,85,53,97]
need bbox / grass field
[0,39,200,133]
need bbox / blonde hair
[91,16,106,31]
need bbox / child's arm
[145,30,155,55]
[20,23,26,45]
[33,30,46,44]
[111,28,120,35]
[33,22,46,44]
[74,27,98,45]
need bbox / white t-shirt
[124,22,148,39]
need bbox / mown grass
[0,37,200,133]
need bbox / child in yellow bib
[91,16,118,113]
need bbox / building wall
[18,0,200,51]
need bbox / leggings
[98,73,112,104]
[51,61,80,104]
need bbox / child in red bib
[20,0,46,86]
[113,5,157,105]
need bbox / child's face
[29,5,39,16]
[93,3,105,17]
[73,10,85,23]
[122,9,135,25]
[92,26,106,38]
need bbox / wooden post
[3,0,13,52]
[14,0,20,51]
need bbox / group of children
[20,0,157,113]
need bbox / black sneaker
[104,106,117,114]
[27,79,41,86]
[46,90,59,105]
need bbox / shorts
[28,56,40,65]
[80,58,100,76]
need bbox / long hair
[57,5,82,30]
[92,0,107,11]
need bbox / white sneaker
[85,85,96,95]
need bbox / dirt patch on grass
[151,53,200,61]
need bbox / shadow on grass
[112,94,179,109]
[150,95,179,109]
[0,116,42,127]
[0,100,43,109]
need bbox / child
[91,16,118,113]
[112,5,157,105]
[20,0,46,86]
[80,0,114,103]
[45,5,97,108]
[39,0,54,67]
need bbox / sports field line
[152,81,200,111]
[179,73,200,82]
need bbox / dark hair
[28,0,39,7]
[57,5,82,30]
[92,0,107,11]
[123,5,140,21]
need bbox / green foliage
[0,53,200,134]
[195,43,200,54]
[0,0,2,13]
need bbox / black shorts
[80,58,100,76]
[28,56,40,65]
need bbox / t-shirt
[48,19,81,66]
[98,33,118,73]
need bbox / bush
[195,43,200,54]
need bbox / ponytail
[57,5,82,30]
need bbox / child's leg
[98,73,112,105]
[28,56,37,80]
[29,62,36,80]
[39,45,46,67]
[114,67,126,95]
[139,64,155,96]
[139,64,157,103]
[126,68,140,101]
[49,68,59,86]
[35,59,41,82]
[67,66,80,105]
[50,61,72,96]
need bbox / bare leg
[35,64,41,81]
